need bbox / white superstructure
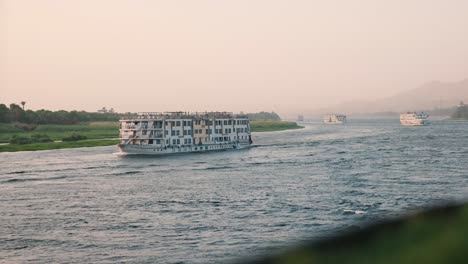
[400,112,429,126]
[323,114,347,124]
[118,112,252,155]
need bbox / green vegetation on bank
[0,139,119,152]
[62,133,88,142]
[9,134,53,144]
[250,121,303,132]
[0,103,122,124]
[249,204,468,264]
[0,122,119,143]
[246,111,281,121]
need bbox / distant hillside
[317,79,468,115]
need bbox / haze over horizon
[1,0,468,115]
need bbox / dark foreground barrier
[241,203,468,264]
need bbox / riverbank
[0,122,119,152]
[0,121,303,152]
[0,139,119,152]
[250,121,304,132]
[0,122,119,143]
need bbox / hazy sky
[1,0,467,115]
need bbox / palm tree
[20,101,26,110]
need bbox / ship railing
[133,111,250,119]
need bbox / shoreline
[250,121,304,132]
[0,139,119,153]
[0,121,303,152]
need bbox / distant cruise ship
[400,112,429,126]
[323,114,347,124]
[118,112,252,155]
[297,115,304,122]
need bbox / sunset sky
[1,0,467,115]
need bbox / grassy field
[250,121,304,132]
[0,122,119,143]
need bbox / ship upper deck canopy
[120,111,249,121]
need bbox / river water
[1,120,467,263]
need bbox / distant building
[458,101,465,107]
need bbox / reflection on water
[1,120,467,263]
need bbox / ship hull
[323,121,345,125]
[118,142,251,155]
[400,120,429,126]
[400,112,429,126]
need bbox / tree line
[0,103,121,124]
[451,104,468,119]
[246,111,281,121]
[0,103,283,124]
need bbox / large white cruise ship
[118,112,252,155]
[323,114,347,124]
[400,112,429,126]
